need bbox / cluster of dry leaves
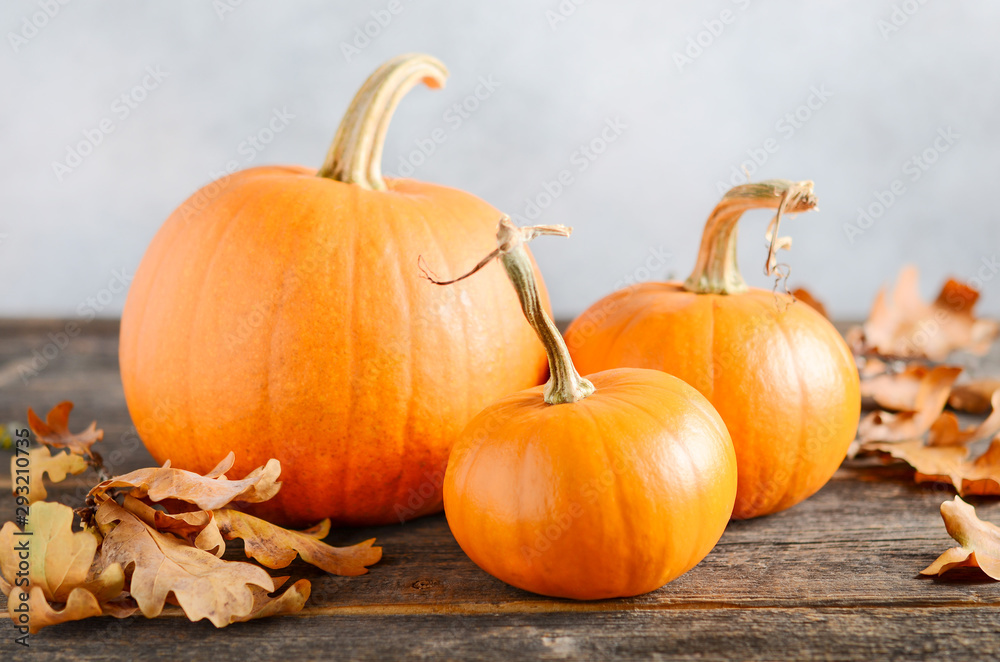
[804,265,1000,580]
[1,403,381,633]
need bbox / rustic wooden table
[1,320,999,661]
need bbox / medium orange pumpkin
[565,180,861,519]
[119,54,549,527]
[439,219,737,600]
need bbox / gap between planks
[5,599,997,622]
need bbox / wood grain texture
[1,319,999,660]
[9,608,1000,661]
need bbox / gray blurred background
[2,1,998,320]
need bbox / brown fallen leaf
[1,501,126,633]
[851,265,1000,361]
[96,498,276,627]
[961,437,1000,495]
[26,500,105,602]
[927,391,1000,446]
[122,495,226,557]
[5,583,133,635]
[213,508,382,576]
[792,287,829,318]
[857,366,962,442]
[100,597,141,619]
[17,501,123,603]
[864,433,1000,496]
[146,506,215,541]
[88,452,281,511]
[4,409,380,632]
[864,439,971,490]
[858,356,889,379]
[202,452,236,478]
[11,446,88,503]
[22,586,104,634]
[0,522,17,598]
[927,413,970,447]
[949,379,1000,414]
[921,496,1000,579]
[27,401,103,456]
[229,578,311,624]
[859,363,934,412]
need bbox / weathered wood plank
[2,319,1000,660]
[4,467,995,613]
[8,607,1000,661]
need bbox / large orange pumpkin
[565,180,860,519]
[440,219,737,599]
[119,54,549,527]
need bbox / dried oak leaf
[949,379,1000,414]
[20,586,104,634]
[857,366,962,443]
[230,578,311,624]
[213,508,382,576]
[921,496,1000,579]
[11,446,88,503]
[0,523,16,598]
[791,287,829,319]
[1,501,126,632]
[927,391,1000,447]
[852,265,1000,361]
[88,452,281,510]
[8,501,123,603]
[860,363,933,412]
[961,438,1000,496]
[27,401,103,456]
[858,356,889,379]
[865,434,1000,495]
[6,584,135,635]
[95,498,305,627]
[864,439,970,490]
[122,495,225,557]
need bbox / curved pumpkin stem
[421,217,595,405]
[317,53,448,190]
[683,180,818,295]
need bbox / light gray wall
[2,0,999,320]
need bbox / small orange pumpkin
[438,219,737,600]
[119,55,549,527]
[565,180,861,519]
